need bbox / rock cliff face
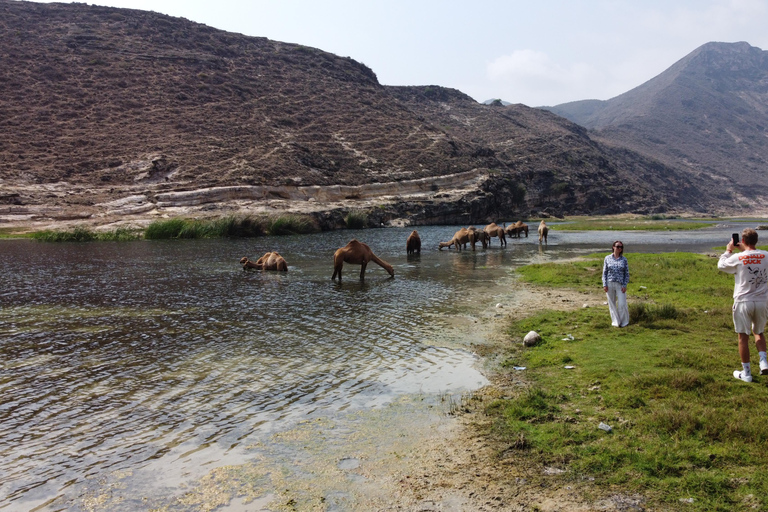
[0,1,724,231]
[546,42,768,202]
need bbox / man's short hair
[742,228,758,247]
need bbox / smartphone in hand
[732,233,740,246]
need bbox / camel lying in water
[240,252,288,271]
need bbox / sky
[28,0,768,106]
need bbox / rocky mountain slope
[0,1,725,230]
[546,42,768,203]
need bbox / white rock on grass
[523,331,541,347]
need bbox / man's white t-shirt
[718,249,768,302]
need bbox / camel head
[239,257,249,265]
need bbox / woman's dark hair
[613,240,624,256]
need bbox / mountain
[545,42,768,201]
[0,1,723,230]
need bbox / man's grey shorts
[732,301,768,334]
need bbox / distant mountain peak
[543,41,768,199]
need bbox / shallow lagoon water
[0,221,760,510]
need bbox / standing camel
[332,240,395,281]
[484,223,507,247]
[505,221,529,238]
[538,220,549,244]
[406,230,421,255]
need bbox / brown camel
[538,220,549,244]
[406,230,421,255]
[467,226,489,249]
[505,221,529,238]
[332,240,395,281]
[439,228,478,252]
[240,252,288,271]
[484,223,507,247]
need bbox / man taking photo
[718,228,768,382]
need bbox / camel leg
[359,262,367,280]
[332,263,342,281]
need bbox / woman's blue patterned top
[602,254,629,287]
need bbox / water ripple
[2,223,743,508]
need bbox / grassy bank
[23,214,321,242]
[143,214,319,239]
[31,226,141,242]
[552,216,718,231]
[492,252,768,511]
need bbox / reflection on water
[0,221,759,509]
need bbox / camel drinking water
[538,220,549,244]
[332,239,395,281]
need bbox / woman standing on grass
[603,241,630,327]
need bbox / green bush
[32,227,95,242]
[145,216,268,239]
[144,218,187,239]
[265,214,318,236]
[629,302,681,323]
[32,226,142,242]
[344,210,368,229]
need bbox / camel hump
[348,239,371,250]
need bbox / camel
[439,228,483,252]
[240,252,288,271]
[406,230,421,255]
[332,239,395,281]
[467,226,489,249]
[484,223,507,247]
[505,221,529,238]
[538,220,549,244]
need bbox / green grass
[0,228,34,239]
[31,226,141,242]
[552,216,717,231]
[495,252,768,511]
[144,215,270,239]
[264,213,318,236]
[23,214,319,241]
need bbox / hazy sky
[28,0,768,106]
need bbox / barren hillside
[0,1,724,230]
[546,42,768,202]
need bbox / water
[0,221,760,510]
